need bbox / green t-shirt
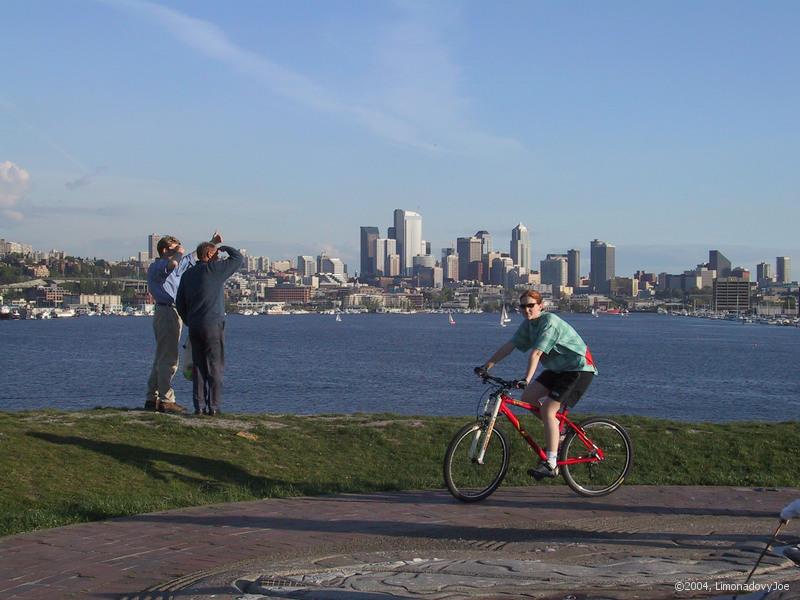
[510,312,597,373]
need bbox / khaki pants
[146,305,182,404]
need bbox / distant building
[776,256,791,283]
[709,250,731,278]
[393,209,422,276]
[540,254,568,288]
[475,231,492,257]
[590,239,615,294]
[417,266,443,288]
[756,262,773,286]
[360,226,379,277]
[490,256,515,287]
[510,223,530,272]
[271,259,293,272]
[609,277,638,297]
[713,277,751,312]
[147,234,160,260]
[443,252,459,281]
[266,286,312,304]
[297,256,315,277]
[457,236,482,282]
[567,249,580,289]
[374,238,397,276]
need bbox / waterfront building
[265,286,312,304]
[541,254,568,288]
[360,226,379,277]
[393,209,422,276]
[776,256,791,283]
[510,224,530,272]
[590,239,615,294]
[35,284,68,307]
[457,236,482,282]
[147,234,160,260]
[297,256,315,277]
[567,249,580,289]
[713,277,751,312]
[709,250,731,278]
[609,277,638,297]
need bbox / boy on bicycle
[478,290,597,479]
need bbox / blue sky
[1,0,798,275]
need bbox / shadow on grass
[26,432,359,498]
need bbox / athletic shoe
[159,402,187,414]
[528,460,559,480]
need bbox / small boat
[591,308,599,318]
[500,305,511,327]
[448,312,456,326]
[335,313,342,322]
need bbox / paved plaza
[1,486,799,599]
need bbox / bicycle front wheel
[561,418,633,497]
[444,422,510,502]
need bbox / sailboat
[448,312,456,326]
[500,305,511,327]
[335,313,342,322]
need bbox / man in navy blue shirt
[146,232,220,413]
[176,237,243,416]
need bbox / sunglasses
[519,303,538,309]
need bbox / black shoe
[194,409,202,416]
[528,460,559,480]
[144,400,158,411]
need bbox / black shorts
[535,370,594,408]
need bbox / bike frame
[474,390,605,467]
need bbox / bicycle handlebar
[473,367,526,390]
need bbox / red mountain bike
[444,372,633,501]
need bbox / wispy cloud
[65,166,107,191]
[0,160,30,221]
[102,0,522,155]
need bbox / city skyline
[2,2,799,271]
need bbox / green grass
[1,409,798,537]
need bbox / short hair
[157,236,180,257]
[196,242,217,261]
[519,290,543,305]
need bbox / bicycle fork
[470,393,502,464]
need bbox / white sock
[546,451,557,467]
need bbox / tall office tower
[297,256,315,277]
[386,253,400,276]
[147,234,161,260]
[374,238,397,276]
[756,262,772,285]
[483,250,502,284]
[709,250,731,278]
[590,239,616,294]
[776,256,791,283]
[360,226,379,277]
[393,209,423,275]
[388,226,396,239]
[540,254,569,287]
[490,256,515,286]
[424,241,431,255]
[567,249,580,289]
[443,253,459,281]
[457,236,482,281]
[510,223,530,272]
[475,231,492,257]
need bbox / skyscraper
[590,239,615,294]
[756,262,772,286]
[510,224,530,272]
[393,209,423,276]
[709,250,731,278]
[457,236,482,282]
[541,254,568,288]
[374,238,397,276]
[360,226,379,277]
[475,231,492,257]
[776,256,791,283]
[147,234,161,260]
[567,249,580,289]
[297,256,315,277]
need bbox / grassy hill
[1,409,798,537]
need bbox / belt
[156,302,175,307]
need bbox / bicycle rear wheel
[560,417,632,497]
[444,422,510,502]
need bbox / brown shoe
[159,402,187,414]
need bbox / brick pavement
[1,486,799,599]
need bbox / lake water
[1,313,798,422]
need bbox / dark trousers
[189,322,225,412]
